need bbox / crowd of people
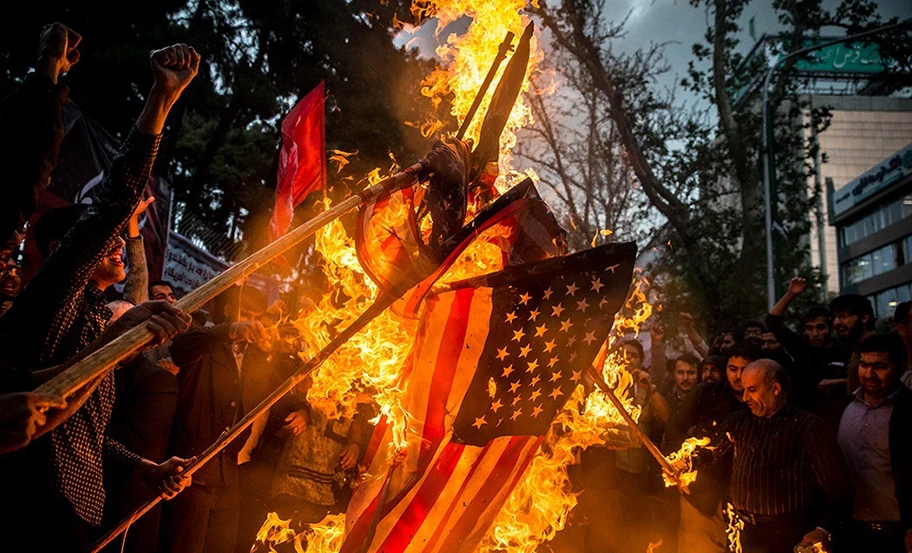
[546,276,912,553]
[0,24,374,553]
[3,21,912,553]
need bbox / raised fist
[788,277,807,296]
[150,44,200,96]
[38,23,81,79]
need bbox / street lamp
[761,18,912,310]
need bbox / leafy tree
[533,0,910,334]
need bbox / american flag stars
[461,268,623,439]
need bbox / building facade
[830,142,912,318]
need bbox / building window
[841,240,909,287]
[872,283,912,319]
[840,195,912,247]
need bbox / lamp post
[761,18,911,310]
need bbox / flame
[409,0,541,193]
[270,3,666,552]
[662,436,711,489]
[726,503,744,553]
[253,512,346,553]
[646,540,663,553]
[293,201,417,450]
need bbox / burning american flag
[340,242,636,553]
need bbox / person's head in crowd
[34,204,127,290]
[701,354,726,383]
[621,339,645,371]
[760,331,780,352]
[715,330,741,355]
[276,323,304,356]
[802,307,833,348]
[673,354,700,395]
[0,260,22,298]
[857,333,905,402]
[893,301,912,352]
[741,359,790,418]
[214,284,268,325]
[726,341,761,396]
[149,280,177,304]
[829,294,874,343]
[742,322,765,346]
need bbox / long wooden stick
[35,164,424,399]
[89,291,400,553]
[586,365,674,475]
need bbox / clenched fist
[150,43,200,97]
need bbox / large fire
[255,2,667,552]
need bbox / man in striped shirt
[701,359,851,553]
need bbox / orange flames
[662,436,711,489]
[407,0,541,192]
[266,2,669,552]
[254,512,346,552]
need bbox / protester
[766,277,850,410]
[665,353,700,411]
[712,330,741,355]
[0,22,73,242]
[0,40,200,553]
[831,293,876,393]
[270,382,370,528]
[695,359,851,553]
[742,322,765,348]
[700,354,726,383]
[893,301,912,388]
[161,286,272,553]
[835,333,912,552]
[150,279,178,304]
[102,299,180,553]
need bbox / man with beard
[835,334,912,552]
[665,353,700,412]
[830,294,876,395]
[696,360,850,553]
[664,342,757,553]
[765,277,850,410]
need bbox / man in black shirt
[702,359,850,553]
[765,277,849,410]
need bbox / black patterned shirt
[0,128,160,524]
[704,402,851,529]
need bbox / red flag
[269,81,326,240]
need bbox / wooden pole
[89,291,399,553]
[586,365,674,475]
[35,163,424,400]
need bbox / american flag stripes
[340,243,636,553]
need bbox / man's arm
[9,44,199,361]
[765,277,809,357]
[680,313,709,358]
[0,23,77,240]
[122,197,154,305]
[649,323,666,378]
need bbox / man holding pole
[0,41,201,553]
